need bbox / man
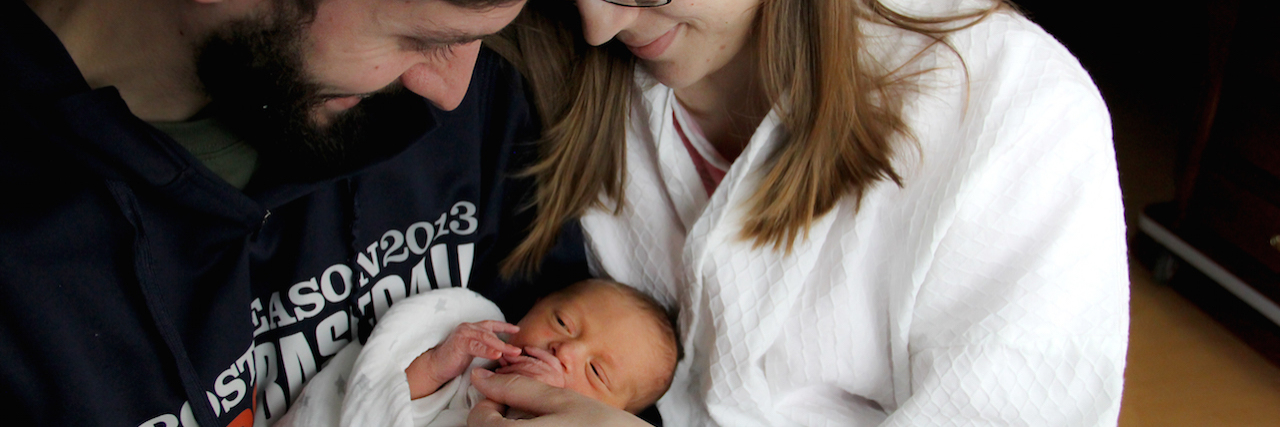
[0,0,585,425]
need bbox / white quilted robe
[579,3,1129,426]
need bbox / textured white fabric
[272,288,498,427]
[580,5,1128,427]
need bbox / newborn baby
[406,278,679,414]
[276,279,679,427]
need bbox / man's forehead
[393,0,526,41]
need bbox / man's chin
[219,84,421,183]
[301,98,352,129]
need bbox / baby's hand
[406,321,521,399]
[438,321,522,363]
[494,346,566,388]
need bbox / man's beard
[194,12,410,179]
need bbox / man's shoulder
[1,1,90,100]
[458,47,529,112]
[474,46,524,87]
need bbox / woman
[477,0,1129,425]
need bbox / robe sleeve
[882,15,1129,427]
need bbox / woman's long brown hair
[490,0,1011,277]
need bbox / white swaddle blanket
[274,288,498,427]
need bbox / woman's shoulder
[868,6,1108,128]
[874,5,1113,185]
[866,3,1097,94]
[954,10,1096,88]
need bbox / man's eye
[402,37,432,51]
[424,44,457,61]
[402,38,456,59]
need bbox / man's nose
[577,0,639,46]
[399,40,483,111]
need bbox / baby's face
[501,283,668,412]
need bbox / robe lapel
[678,110,843,424]
[650,88,709,234]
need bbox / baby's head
[500,279,680,414]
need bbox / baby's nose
[549,340,587,365]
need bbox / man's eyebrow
[406,26,489,45]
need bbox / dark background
[1016,0,1212,138]
[1014,0,1214,233]
[1018,0,1280,367]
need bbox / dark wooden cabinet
[1140,0,1280,351]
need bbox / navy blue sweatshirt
[0,2,586,426]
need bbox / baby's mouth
[494,346,567,388]
[522,347,564,371]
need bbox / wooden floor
[1119,260,1280,426]
[1107,37,1280,425]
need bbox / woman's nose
[398,40,483,111]
[577,0,640,46]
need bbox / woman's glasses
[601,0,672,7]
